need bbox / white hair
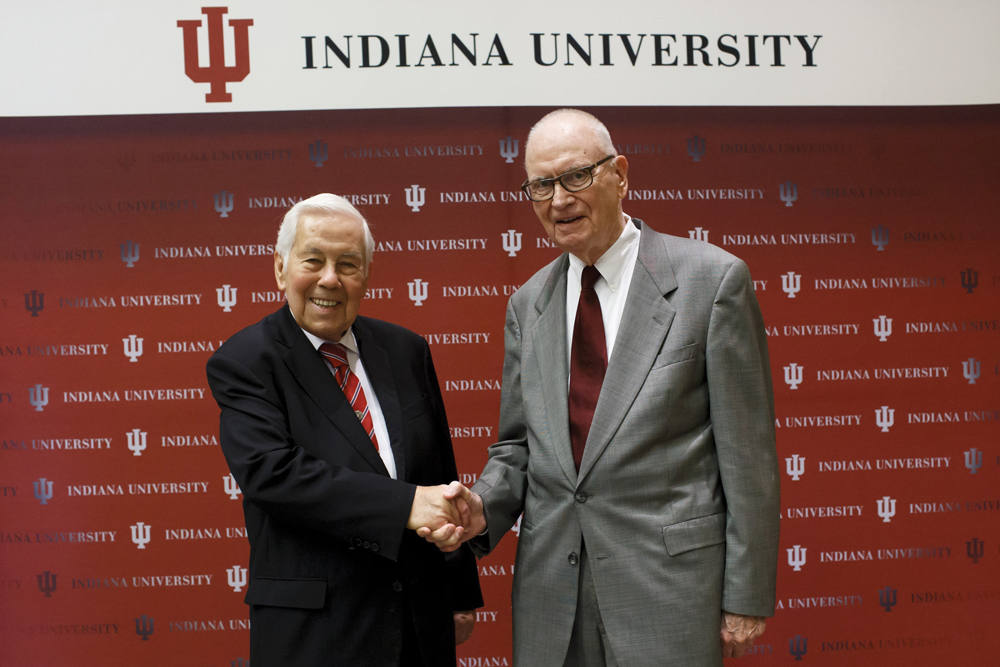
[275,193,374,273]
[526,108,617,160]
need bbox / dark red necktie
[568,265,607,471]
[319,343,379,452]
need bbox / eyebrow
[528,163,592,183]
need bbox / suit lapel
[277,308,389,476]
[353,318,406,479]
[578,221,677,484]
[531,255,577,485]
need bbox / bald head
[525,109,616,167]
[522,109,629,265]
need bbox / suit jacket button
[393,581,403,592]
[363,541,371,549]
[354,538,363,547]
[371,543,379,552]
[575,492,588,503]
[568,552,579,566]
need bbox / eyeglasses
[520,155,615,202]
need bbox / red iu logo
[177,7,253,103]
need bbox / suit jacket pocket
[244,577,327,609]
[662,512,726,557]
[650,342,701,371]
[403,395,431,420]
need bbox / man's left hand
[720,611,766,658]
[454,610,475,645]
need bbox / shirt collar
[300,326,359,356]
[567,215,639,292]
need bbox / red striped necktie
[319,342,379,452]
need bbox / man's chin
[303,317,348,342]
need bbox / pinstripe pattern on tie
[319,342,379,451]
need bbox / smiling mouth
[557,216,582,224]
[310,297,340,308]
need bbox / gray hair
[526,108,617,162]
[275,193,374,273]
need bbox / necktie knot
[581,265,601,290]
[319,342,349,369]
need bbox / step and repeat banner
[2,2,999,667]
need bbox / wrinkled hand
[720,611,766,658]
[407,485,468,542]
[453,610,475,645]
[415,482,486,552]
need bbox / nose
[550,181,575,208]
[317,262,341,289]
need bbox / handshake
[406,482,486,552]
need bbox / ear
[362,260,373,293]
[273,252,287,291]
[613,155,629,200]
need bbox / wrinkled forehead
[526,119,605,175]
[294,213,365,252]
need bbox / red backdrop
[2,106,998,666]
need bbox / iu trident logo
[227,565,248,592]
[686,135,706,162]
[787,545,806,571]
[217,285,238,312]
[783,363,803,390]
[499,136,519,163]
[223,474,243,500]
[408,279,428,306]
[127,429,148,457]
[877,496,896,523]
[405,185,426,212]
[688,228,709,243]
[875,406,895,433]
[781,272,801,298]
[785,455,805,481]
[502,230,522,257]
[177,7,254,103]
[873,315,892,342]
[779,181,798,207]
[131,522,152,550]
[123,335,144,362]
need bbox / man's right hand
[407,485,467,540]
[415,482,486,552]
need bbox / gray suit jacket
[471,220,780,666]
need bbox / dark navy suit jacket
[207,305,482,666]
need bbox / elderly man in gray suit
[423,109,780,666]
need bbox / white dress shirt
[300,326,396,479]
[565,216,641,375]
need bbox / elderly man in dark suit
[426,109,780,666]
[207,193,482,666]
